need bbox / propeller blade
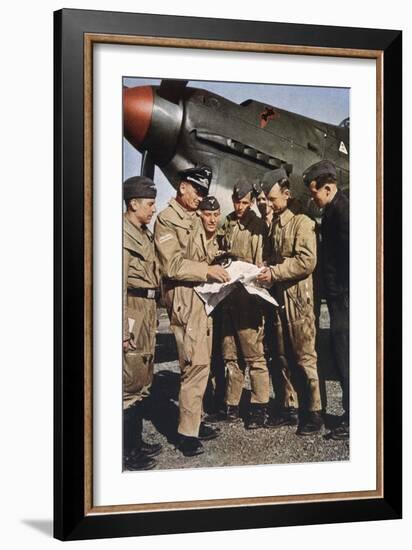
[141,151,155,179]
[158,79,188,104]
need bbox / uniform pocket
[281,236,294,257]
[171,287,192,326]
[126,296,145,344]
[285,282,313,319]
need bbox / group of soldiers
[122,160,349,470]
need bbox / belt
[127,288,160,300]
[163,279,196,289]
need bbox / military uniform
[221,208,270,412]
[303,160,350,439]
[321,189,349,418]
[199,210,220,264]
[122,175,162,471]
[268,204,322,413]
[154,198,215,438]
[123,215,160,409]
[197,196,227,417]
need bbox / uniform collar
[169,197,195,220]
[228,209,254,230]
[124,214,152,243]
[124,214,143,247]
[324,189,341,216]
[275,207,294,228]
[199,226,209,256]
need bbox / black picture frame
[54,8,402,541]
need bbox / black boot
[123,405,156,470]
[245,403,268,430]
[140,440,163,457]
[134,401,163,457]
[328,417,349,441]
[296,411,324,436]
[265,407,298,428]
[198,422,220,440]
[203,404,228,423]
[222,404,242,424]
[124,450,156,471]
[177,434,204,457]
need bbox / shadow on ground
[140,319,349,470]
[145,369,180,444]
[154,333,178,364]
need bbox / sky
[123,77,349,217]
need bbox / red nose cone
[123,86,154,149]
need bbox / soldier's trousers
[170,299,213,438]
[222,288,270,406]
[327,295,349,419]
[123,296,156,410]
[272,308,322,412]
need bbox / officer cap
[199,195,220,211]
[302,160,337,186]
[233,176,256,200]
[261,167,288,195]
[252,178,264,196]
[178,165,212,192]
[123,176,157,201]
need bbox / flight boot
[223,404,242,424]
[265,407,299,428]
[134,401,163,457]
[198,422,220,440]
[123,405,157,470]
[123,450,156,471]
[329,419,349,441]
[177,435,204,457]
[296,411,324,436]
[245,403,268,430]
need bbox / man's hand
[123,337,137,353]
[207,265,230,283]
[256,266,273,286]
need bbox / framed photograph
[54,8,402,541]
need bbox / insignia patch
[158,234,173,244]
[260,107,278,128]
[339,141,348,155]
[128,318,135,333]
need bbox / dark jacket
[321,190,349,298]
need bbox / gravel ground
[138,308,349,471]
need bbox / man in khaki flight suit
[123,176,163,471]
[256,187,273,230]
[257,167,323,435]
[154,167,230,457]
[220,177,270,429]
[255,182,279,398]
[197,196,227,417]
[198,195,221,262]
